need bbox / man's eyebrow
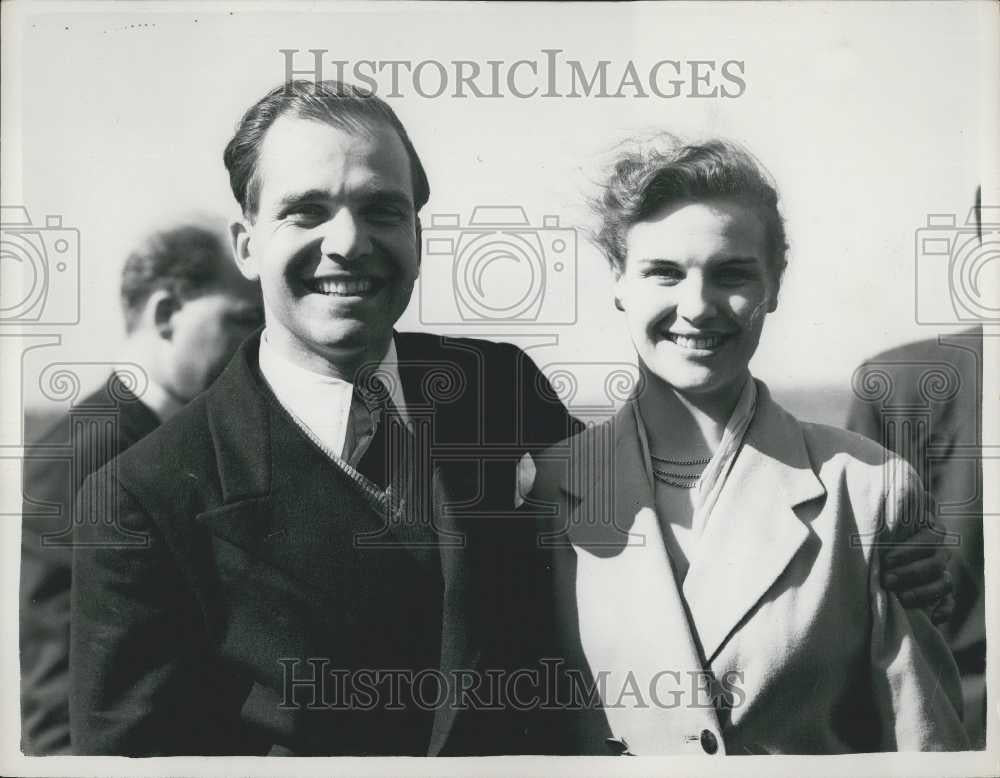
[356,186,413,207]
[273,187,413,210]
[635,255,760,265]
[274,189,330,210]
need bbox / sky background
[3,1,995,425]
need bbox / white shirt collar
[257,330,409,459]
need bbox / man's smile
[303,275,385,298]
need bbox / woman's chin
[643,362,745,402]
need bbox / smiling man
[68,81,580,756]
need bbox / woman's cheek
[729,291,768,328]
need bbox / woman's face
[616,198,777,405]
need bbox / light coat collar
[558,380,826,662]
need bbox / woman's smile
[661,330,733,353]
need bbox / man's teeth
[310,277,376,296]
[667,333,727,350]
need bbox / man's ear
[612,265,626,310]
[145,290,179,340]
[230,217,259,281]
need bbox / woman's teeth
[667,333,727,350]
[308,277,377,296]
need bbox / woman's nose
[676,275,717,322]
[320,209,371,261]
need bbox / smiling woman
[526,135,969,755]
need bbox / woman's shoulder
[798,419,894,467]
[796,420,925,535]
[758,388,924,534]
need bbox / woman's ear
[230,218,259,281]
[414,216,422,272]
[767,284,780,313]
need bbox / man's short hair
[120,224,232,333]
[223,80,430,220]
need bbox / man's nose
[320,209,371,261]
[676,275,717,322]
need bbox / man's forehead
[256,114,412,198]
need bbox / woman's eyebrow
[708,255,760,266]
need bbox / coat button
[700,729,719,754]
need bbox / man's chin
[311,323,392,363]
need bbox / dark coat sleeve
[511,343,584,453]
[21,395,160,755]
[20,435,74,755]
[69,470,211,755]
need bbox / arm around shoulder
[867,459,969,750]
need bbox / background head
[121,222,263,403]
[224,80,428,378]
[591,136,789,407]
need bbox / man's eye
[644,267,684,284]
[285,204,326,222]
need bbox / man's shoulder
[395,331,535,387]
[396,331,520,361]
[110,391,218,499]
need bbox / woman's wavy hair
[590,134,788,293]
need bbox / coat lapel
[555,405,726,754]
[394,333,481,756]
[682,382,826,663]
[426,492,481,757]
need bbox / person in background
[20,222,263,754]
[847,322,984,747]
[847,186,986,748]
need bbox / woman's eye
[715,268,756,286]
[364,204,406,225]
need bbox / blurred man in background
[848,327,985,748]
[847,189,987,747]
[20,222,263,754]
